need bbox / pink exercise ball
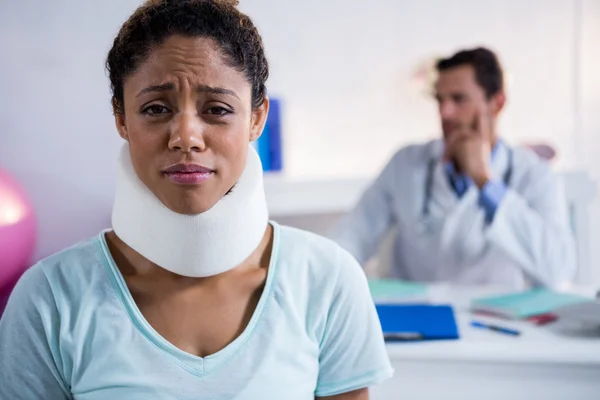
[0,169,36,308]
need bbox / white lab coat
[331,139,576,288]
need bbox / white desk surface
[384,285,600,366]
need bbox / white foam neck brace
[111,144,269,277]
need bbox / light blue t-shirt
[0,223,393,399]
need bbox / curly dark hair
[436,47,504,99]
[106,0,269,114]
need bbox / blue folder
[257,123,271,171]
[375,304,460,341]
[267,98,283,171]
[255,98,283,172]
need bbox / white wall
[0,0,141,259]
[240,0,583,178]
[0,0,598,269]
[578,0,600,284]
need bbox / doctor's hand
[443,108,493,188]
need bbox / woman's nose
[168,111,206,153]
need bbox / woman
[0,1,392,399]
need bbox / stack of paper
[471,289,592,319]
[368,279,429,303]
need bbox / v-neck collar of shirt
[97,222,281,377]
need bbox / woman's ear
[113,99,129,141]
[249,98,270,142]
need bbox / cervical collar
[111,144,269,277]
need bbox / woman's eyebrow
[136,83,175,98]
[197,85,239,99]
[136,83,239,99]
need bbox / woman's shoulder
[21,233,110,299]
[278,223,358,260]
[39,232,106,269]
[274,224,366,288]
[3,232,108,320]
[272,224,381,361]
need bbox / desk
[371,286,600,400]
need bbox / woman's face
[115,35,268,215]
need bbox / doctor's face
[434,65,501,143]
[114,35,268,215]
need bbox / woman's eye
[142,105,170,115]
[205,106,231,116]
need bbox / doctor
[331,47,576,288]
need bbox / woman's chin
[160,194,220,215]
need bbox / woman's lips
[166,171,214,184]
[162,163,215,185]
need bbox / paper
[472,289,592,319]
[368,279,428,300]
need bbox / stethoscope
[421,148,514,218]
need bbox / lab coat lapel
[428,160,460,217]
[490,140,510,184]
[425,139,459,219]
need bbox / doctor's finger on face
[443,126,473,161]
[445,104,493,160]
[444,132,492,185]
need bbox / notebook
[368,279,428,302]
[471,289,592,319]
[375,304,460,341]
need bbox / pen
[471,321,520,336]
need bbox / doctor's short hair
[106,0,269,114]
[436,47,504,99]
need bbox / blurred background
[0,0,599,279]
